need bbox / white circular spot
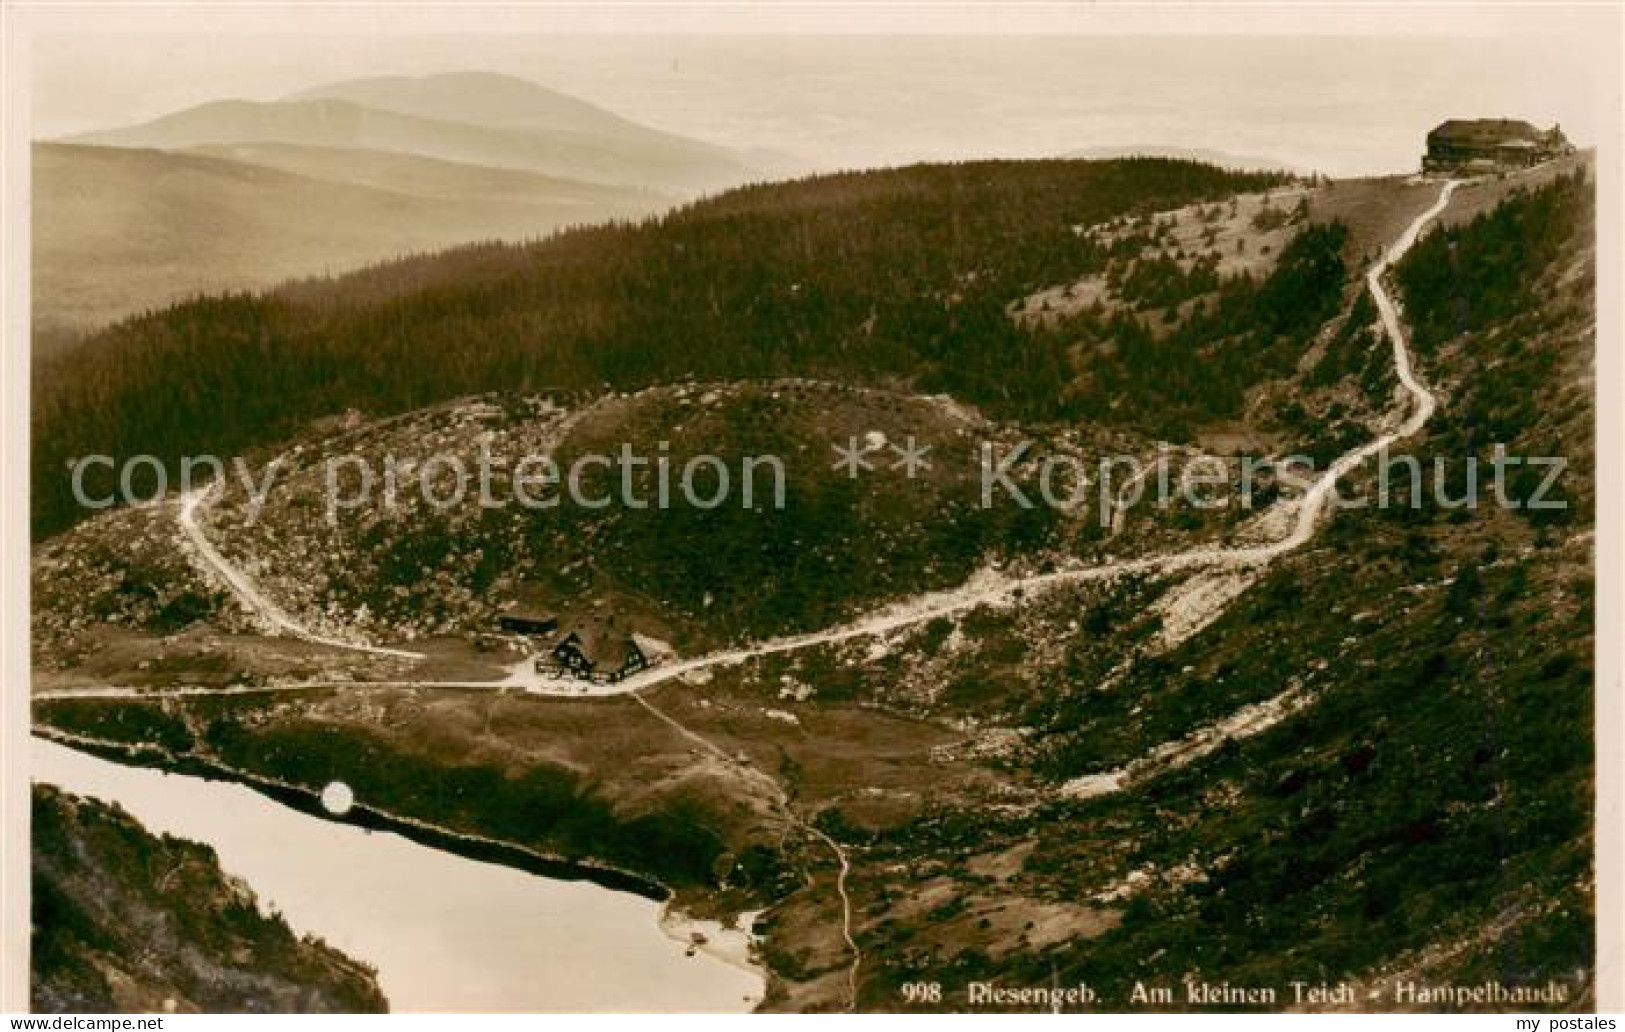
[320,781,354,816]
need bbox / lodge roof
[556,616,638,670]
[1428,118,1545,143]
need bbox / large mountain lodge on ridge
[1423,118,1572,172]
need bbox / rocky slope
[32,784,386,1013]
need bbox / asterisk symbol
[831,436,876,479]
[890,436,932,478]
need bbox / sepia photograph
[1,1,1619,1019]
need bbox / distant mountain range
[32,141,666,335]
[287,71,665,139]
[36,72,780,335]
[65,71,766,192]
[180,141,664,205]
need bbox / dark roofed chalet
[1424,119,1571,172]
[542,616,648,684]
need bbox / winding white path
[178,485,424,660]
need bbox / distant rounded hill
[285,71,664,140]
[194,383,1060,649]
[64,72,765,194]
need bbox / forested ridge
[1398,167,1592,354]
[34,158,1291,539]
[1054,221,1350,437]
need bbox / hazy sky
[20,5,1619,177]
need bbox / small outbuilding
[496,607,559,637]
